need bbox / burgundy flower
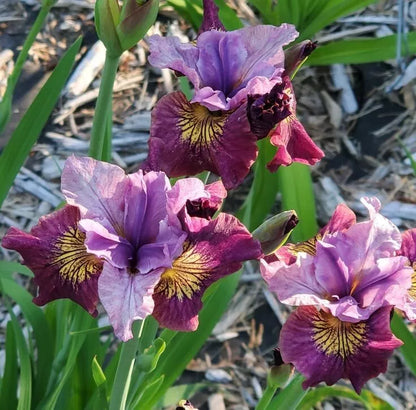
[3,156,261,340]
[144,23,299,189]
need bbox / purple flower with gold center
[3,156,261,340]
[143,7,300,188]
[260,197,412,392]
[279,305,402,393]
[261,197,412,322]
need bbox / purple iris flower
[143,20,300,189]
[260,197,412,392]
[3,156,261,340]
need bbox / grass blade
[308,32,416,66]
[238,139,281,231]
[297,385,392,410]
[0,322,18,408]
[266,374,307,409]
[391,313,416,378]
[1,277,53,406]
[3,299,33,410]
[0,36,82,207]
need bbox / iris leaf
[277,163,318,242]
[297,385,393,410]
[0,322,18,408]
[0,36,82,208]
[308,32,416,65]
[391,313,416,378]
[1,278,53,406]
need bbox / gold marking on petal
[155,241,211,301]
[291,233,322,256]
[51,227,102,288]
[178,103,227,147]
[312,310,367,359]
[409,262,416,300]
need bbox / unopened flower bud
[268,348,294,388]
[118,0,159,51]
[284,40,317,78]
[95,0,122,56]
[252,210,298,255]
[95,0,159,57]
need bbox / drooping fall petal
[143,91,258,189]
[279,306,402,394]
[2,205,103,315]
[152,213,262,331]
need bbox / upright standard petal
[2,205,102,315]
[279,306,402,393]
[148,24,298,111]
[62,155,129,235]
[144,92,258,189]
[152,213,262,331]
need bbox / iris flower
[260,197,412,391]
[143,0,323,189]
[2,156,261,340]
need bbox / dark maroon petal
[198,0,226,34]
[247,80,292,139]
[143,91,258,189]
[152,213,262,331]
[2,205,102,315]
[267,114,324,171]
[279,306,402,394]
[186,180,226,220]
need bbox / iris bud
[252,210,298,255]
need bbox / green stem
[256,383,277,410]
[109,320,143,410]
[88,52,120,160]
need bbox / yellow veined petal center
[409,262,416,300]
[178,103,227,147]
[312,310,367,359]
[155,242,211,301]
[51,227,102,288]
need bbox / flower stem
[255,383,277,410]
[88,52,120,160]
[109,320,144,410]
